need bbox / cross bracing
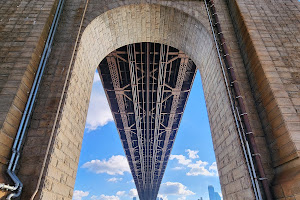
[98,43,197,200]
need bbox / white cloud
[108,177,123,182]
[185,149,199,159]
[73,190,89,200]
[170,151,218,177]
[82,155,130,175]
[158,194,168,200]
[93,73,101,82]
[129,188,138,197]
[90,190,129,200]
[172,166,185,170]
[86,73,113,131]
[186,160,218,176]
[170,155,191,165]
[159,182,195,200]
[91,195,119,200]
[116,191,126,196]
[209,162,218,173]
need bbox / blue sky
[73,71,222,200]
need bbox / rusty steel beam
[106,55,143,193]
[152,55,189,195]
[127,44,147,193]
[150,44,168,188]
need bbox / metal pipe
[29,0,88,198]
[0,0,65,199]
[0,184,17,191]
[235,107,262,199]
[13,0,64,163]
[205,0,273,199]
[204,1,261,199]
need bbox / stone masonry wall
[226,0,300,198]
[0,0,298,199]
[0,0,59,197]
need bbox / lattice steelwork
[98,43,197,200]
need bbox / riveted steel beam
[106,55,143,192]
[99,43,197,200]
[127,44,147,194]
[153,56,189,195]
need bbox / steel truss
[98,43,197,200]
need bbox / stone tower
[0,0,299,199]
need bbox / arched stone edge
[38,3,255,200]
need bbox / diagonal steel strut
[150,44,169,191]
[152,54,189,196]
[127,44,147,195]
[106,55,143,193]
[99,43,197,200]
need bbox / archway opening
[17,3,258,200]
[98,42,197,199]
[56,3,254,199]
[73,42,222,200]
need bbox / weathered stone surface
[0,0,299,199]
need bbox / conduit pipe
[204,1,261,199]
[30,0,90,199]
[0,0,65,199]
[205,0,273,199]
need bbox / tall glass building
[208,185,221,200]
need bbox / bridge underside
[98,42,197,200]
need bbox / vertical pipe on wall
[30,0,90,199]
[204,1,261,199]
[205,0,273,199]
[0,0,65,199]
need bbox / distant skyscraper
[133,197,137,200]
[208,185,221,200]
[208,185,215,200]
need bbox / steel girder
[98,43,197,200]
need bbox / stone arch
[49,3,255,199]
[2,0,300,199]
[78,4,213,74]
[18,3,259,200]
